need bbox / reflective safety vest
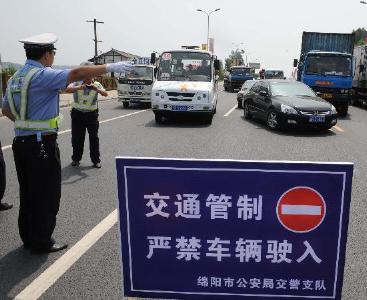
[7,67,60,131]
[72,85,98,111]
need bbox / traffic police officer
[2,33,133,253]
[0,139,13,211]
[65,62,107,168]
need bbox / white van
[151,50,220,124]
[117,64,156,108]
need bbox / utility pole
[86,18,104,65]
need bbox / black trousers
[0,141,5,202]
[71,108,100,164]
[12,135,61,249]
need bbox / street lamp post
[197,8,221,49]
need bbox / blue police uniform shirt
[2,59,71,137]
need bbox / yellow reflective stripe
[72,102,98,110]
[20,68,39,120]
[7,68,39,121]
[76,89,97,104]
[14,116,59,130]
[7,84,20,120]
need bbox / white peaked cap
[19,33,58,47]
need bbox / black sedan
[243,80,338,130]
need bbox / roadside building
[89,48,138,64]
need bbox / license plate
[130,85,143,91]
[309,115,325,123]
[321,93,332,99]
[171,105,188,111]
[130,99,141,103]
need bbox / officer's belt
[14,133,57,143]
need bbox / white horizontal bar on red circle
[281,205,322,216]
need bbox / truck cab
[224,66,254,92]
[151,49,220,124]
[117,64,156,108]
[264,69,285,79]
[297,51,353,116]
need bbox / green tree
[3,65,17,76]
[353,28,367,45]
[225,49,245,70]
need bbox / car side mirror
[259,90,268,97]
[360,65,365,73]
[293,59,298,68]
[150,53,156,65]
[214,59,220,71]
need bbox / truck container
[352,45,367,106]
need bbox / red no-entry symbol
[276,186,326,233]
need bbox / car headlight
[119,91,128,95]
[331,105,337,114]
[280,104,297,114]
[196,92,209,101]
[154,90,166,100]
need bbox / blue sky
[1,0,366,75]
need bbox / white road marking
[281,204,321,215]
[1,109,149,151]
[332,125,345,133]
[224,104,238,117]
[14,210,118,300]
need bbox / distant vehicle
[243,80,338,130]
[224,66,254,92]
[294,31,355,117]
[117,64,156,108]
[150,49,220,124]
[264,69,285,79]
[237,80,256,108]
[352,45,367,107]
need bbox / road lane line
[1,109,149,151]
[224,104,238,117]
[14,210,118,300]
[333,125,344,133]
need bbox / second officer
[65,62,108,168]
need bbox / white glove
[106,61,134,73]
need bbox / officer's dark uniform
[0,141,5,201]
[2,33,69,251]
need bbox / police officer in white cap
[65,61,108,168]
[2,33,133,253]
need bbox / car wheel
[243,102,252,119]
[267,110,280,130]
[238,99,243,109]
[155,113,163,124]
[123,102,129,108]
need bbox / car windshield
[305,55,352,76]
[231,68,252,76]
[265,70,284,79]
[121,66,153,80]
[270,82,316,97]
[158,51,212,82]
[242,81,256,91]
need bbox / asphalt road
[0,90,366,299]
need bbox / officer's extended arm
[67,62,133,86]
